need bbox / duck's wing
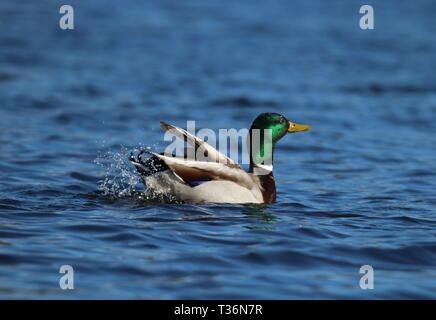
[152,153,254,189]
[160,121,240,167]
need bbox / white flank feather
[152,153,254,189]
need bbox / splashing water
[94,146,144,198]
[94,145,180,203]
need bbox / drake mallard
[130,113,310,204]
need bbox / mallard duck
[130,113,310,204]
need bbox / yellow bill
[288,121,311,133]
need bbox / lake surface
[0,0,435,299]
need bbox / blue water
[1,0,436,299]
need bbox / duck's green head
[248,112,311,172]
